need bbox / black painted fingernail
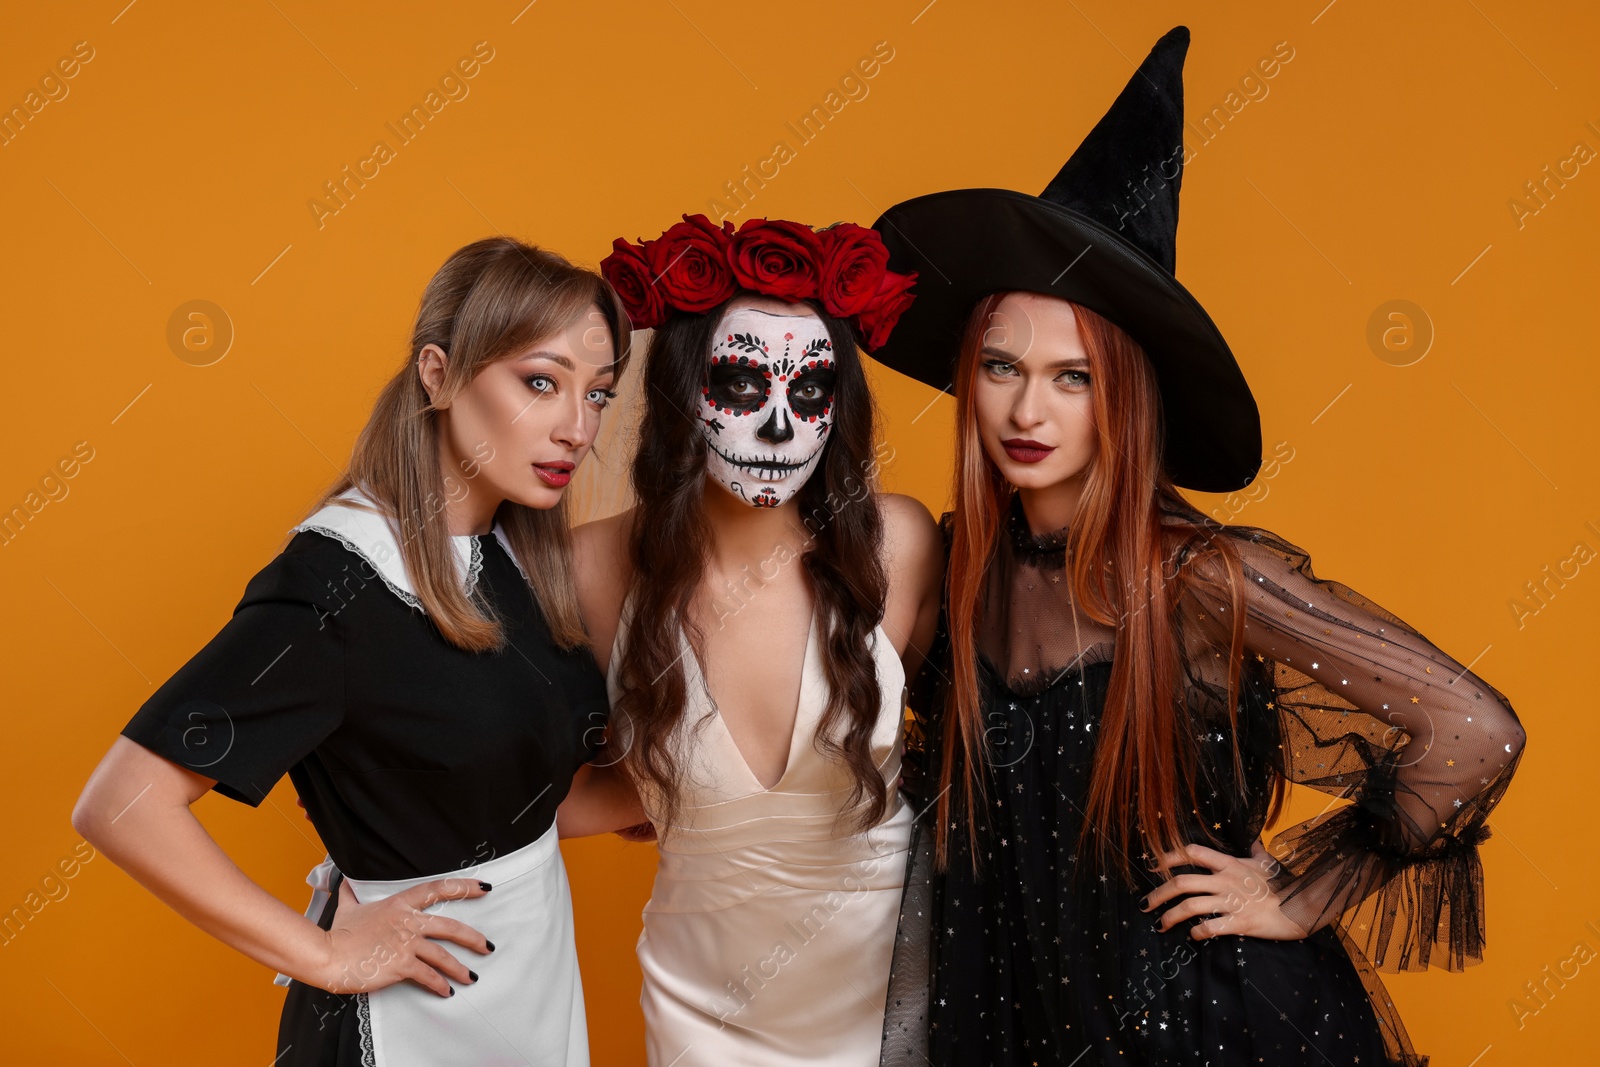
[468,970,479,983]
[485,939,496,953]
[479,881,493,892]
[448,986,456,997]
[1138,895,1150,910]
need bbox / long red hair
[936,293,1283,879]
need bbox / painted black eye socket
[707,363,770,411]
[788,369,835,419]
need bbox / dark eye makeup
[788,367,835,419]
[707,362,771,412]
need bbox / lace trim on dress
[294,488,496,615]
[356,991,376,1066]
[465,533,485,592]
[297,522,425,611]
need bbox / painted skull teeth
[708,443,821,480]
[699,306,836,509]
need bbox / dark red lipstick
[1001,438,1056,464]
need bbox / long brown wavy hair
[314,237,631,652]
[937,292,1285,879]
[617,295,889,831]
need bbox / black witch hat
[869,26,1261,493]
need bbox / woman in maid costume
[562,214,944,1065]
[872,27,1527,1067]
[73,237,632,1066]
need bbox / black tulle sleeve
[1218,522,1526,973]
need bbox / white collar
[294,488,525,613]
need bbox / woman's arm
[1153,524,1526,966]
[74,737,492,997]
[570,509,659,840]
[556,762,650,838]
[572,510,634,678]
[880,493,945,680]
[1238,532,1524,966]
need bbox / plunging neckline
[682,610,817,794]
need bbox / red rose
[728,218,822,301]
[647,213,737,313]
[600,238,665,330]
[854,270,918,352]
[817,223,890,318]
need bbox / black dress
[880,497,1525,1067]
[121,511,606,1065]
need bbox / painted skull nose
[756,404,794,445]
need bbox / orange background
[3,1,1595,1063]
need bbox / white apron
[342,822,588,1066]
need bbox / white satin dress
[607,609,912,1066]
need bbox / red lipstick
[1001,438,1056,464]
[533,460,575,487]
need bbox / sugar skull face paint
[699,305,836,508]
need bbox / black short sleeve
[122,542,346,806]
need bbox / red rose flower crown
[600,214,918,353]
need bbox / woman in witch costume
[73,238,631,1066]
[572,213,944,1065]
[872,27,1526,1067]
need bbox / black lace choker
[1007,495,1070,567]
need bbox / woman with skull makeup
[870,28,1526,1067]
[565,215,944,1065]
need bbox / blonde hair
[313,237,631,651]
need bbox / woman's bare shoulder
[879,492,940,551]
